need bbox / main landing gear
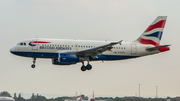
[31,57,36,68]
[81,61,92,71]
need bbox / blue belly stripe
[10,51,139,61]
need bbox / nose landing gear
[31,57,36,68]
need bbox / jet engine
[52,53,80,65]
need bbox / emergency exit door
[131,44,137,54]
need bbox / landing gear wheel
[31,57,36,69]
[81,65,86,71]
[86,64,92,70]
[31,64,35,68]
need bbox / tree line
[0,91,180,101]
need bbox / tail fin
[136,16,167,45]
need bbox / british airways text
[40,46,72,50]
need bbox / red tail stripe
[144,20,166,32]
[158,46,170,52]
[154,45,170,52]
[137,38,158,45]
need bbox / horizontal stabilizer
[146,45,170,51]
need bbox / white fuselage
[10,38,159,61]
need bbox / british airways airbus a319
[10,16,170,71]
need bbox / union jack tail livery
[137,16,167,45]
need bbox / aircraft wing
[68,40,123,58]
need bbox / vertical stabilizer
[136,16,167,45]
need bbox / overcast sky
[0,0,179,99]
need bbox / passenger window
[24,43,26,46]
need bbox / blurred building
[167,97,170,101]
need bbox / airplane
[0,97,15,101]
[77,97,83,101]
[76,91,94,101]
[88,91,95,101]
[10,16,170,71]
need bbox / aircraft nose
[10,46,15,53]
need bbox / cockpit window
[20,43,23,45]
[17,42,26,46]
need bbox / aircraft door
[74,44,78,51]
[131,44,137,55]
[31,39,38,50]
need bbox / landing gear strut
[80,61,92,71]
[81,61,86,71]
[31,57,36,68]
[86,61,92,70]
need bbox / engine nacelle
[52,53,80,65]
